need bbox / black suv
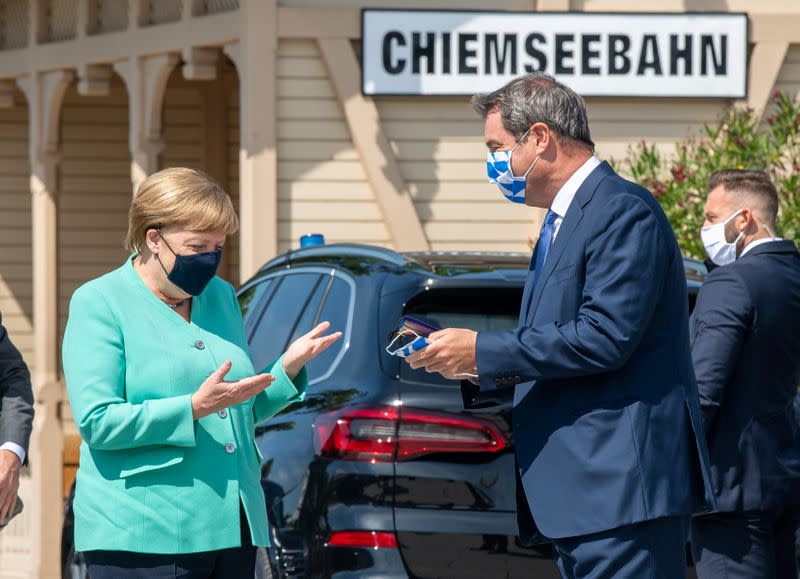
[237,244,705,579]
[61,244,707,579]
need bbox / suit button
[217,409,228,419]
[225,443,235,454]
[195,340,205,350]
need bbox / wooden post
[225,0,278,281]
[17,68,75,579]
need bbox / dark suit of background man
[406,72,716,579]
[0,311,34,526]
[690,170,800,579]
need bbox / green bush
[618,91,800,259]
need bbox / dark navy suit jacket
[690,240,800,514]
[0,312,33,459]
[467,162,716,540]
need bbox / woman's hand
[282,321,343,380]
[191,360,275,420]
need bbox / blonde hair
[125,167,239,254]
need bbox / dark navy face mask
[157,231,222,296]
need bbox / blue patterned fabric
[533,210,558,286]
[486,149,528,204]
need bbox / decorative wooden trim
[318,37,429,252]
[0,10,240,79]
[114,53,180,194]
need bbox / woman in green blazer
[62,168,341,578]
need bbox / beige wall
[0,93,32,369]
[277,39,391,252]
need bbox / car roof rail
[258,243,407,272]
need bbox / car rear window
[399,287,521,386]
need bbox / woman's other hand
[191,360,274,420]
[282,322,343,380]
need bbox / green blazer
[62,258,307,554]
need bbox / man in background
[0,312,33,527]
[691,170,800,578]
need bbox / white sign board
[362,10,748,98]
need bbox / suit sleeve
[223,284,308,424]
[0,313,34,456]
[476,193,668,388]
[63,285,196,450]
[689,267,751,432]
[252,357,308,424]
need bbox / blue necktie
[533,210,558,285]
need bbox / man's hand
[405,328,478,380]
[0,450,21,524]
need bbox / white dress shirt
[0,442,25,464]
[549,155,603,241]
[740,237,782,257]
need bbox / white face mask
[701,208,744,266]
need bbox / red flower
[651,181,667,197]
[671,165,687,183]
[768,115,777,126]
[773,90,781,100]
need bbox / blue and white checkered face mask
[486,127,540,204]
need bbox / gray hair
[472,72,595,150]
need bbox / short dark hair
[471,72,595,151]
[707,170,779,226]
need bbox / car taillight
[327,531,398,549]
[313,405,507,462]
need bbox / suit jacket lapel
[525,162,613,325]
[525,206,584,325]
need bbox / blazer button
[225,443,235,454]
[195,340,205,350]
[217,409,228,419]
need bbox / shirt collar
[550,155,602,219]
[740,237,782,257]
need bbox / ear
[144,229,161,254]
[739,208,755,232]
[529,122,551,155]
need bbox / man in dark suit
[406,72,715,578]
[690,170,800,578]
[0,312,33,527]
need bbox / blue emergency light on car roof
[300,233,325,248]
